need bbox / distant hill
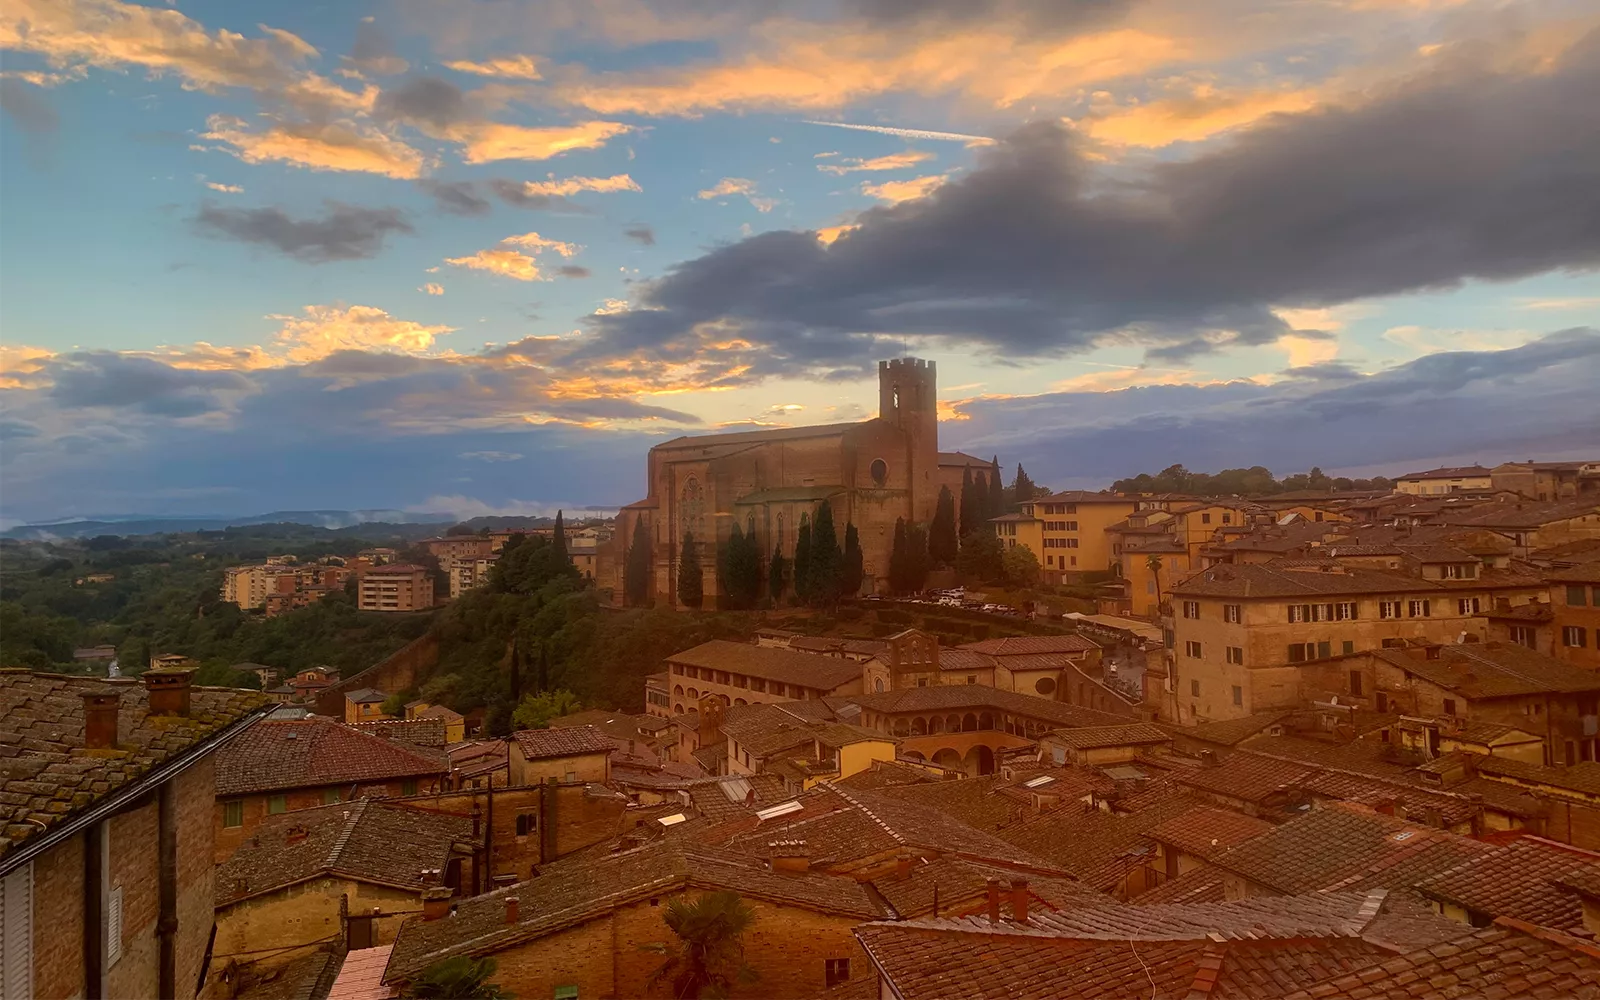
[2,509,455,541]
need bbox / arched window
[911,717,926,736]
[686,687,698,699]
[892,385,900,410]
[874,677,885,693]
[735,698,747,707]
[978,712,995,731]
[680,475,705,541]
[674,685,684,698]
[893,719,911,737]
[962,713,978,732]
[929,716,944,735]
[870,458,888,487]
[946,714,961,734]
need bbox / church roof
[733,486,848,504]
[938,451,990,466]
[655,420,868,451]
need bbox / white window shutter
[107,885,123,967]
[2,862,34,1000]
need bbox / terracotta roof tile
[1368,643,1600,699]
[958,635,1100,656]
[1,670,270,857]
[1145,806,1274,860]
[1413,836,1600,931]
[1170,563,1440,599]
[216,719,448,797]
[348,717,447,747]
[511,725,616,760]
[1045,722,1171,751]
[666,640,864,691]
[233,948,343,1000]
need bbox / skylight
[658,813,688,827]
[1023,775,1056,788]
[755,800,803,821]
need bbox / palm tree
[403,957,513,999]
[644,891,757,999]
[1145,553,1165,614]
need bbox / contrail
[802,120,995,144]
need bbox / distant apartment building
[1395,465,1494,496]
[357,563,435,612]
[222,560,350,615]
[1491,460,1600,501]
[1552,562,1600,670]
[449,556,499,598]
[989,490,1138,582]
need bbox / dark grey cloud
[486,178,591,213]
[623,225,656,246]
[947,329,1600,488]
[346,20,409,76]
[193,201,414,262]
[586,30,1600,375]
[47,353,253,418]
[0,79,58,133]
[557,265,591,278]
[1280,361,1364,381]
[849,0,1130,30]
[417,179,492,216]
[374,76,467,129]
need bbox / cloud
[270,304,456,361]
[502,231,581,256]
[420,283,445,295]
[1517,296,1600,311]
[46,352,254,418]
[584,31,1600,375]
[444,55,542,80]
[461,450,524,462]
[345,19,409,77]
[624,225,656,245]
[453,120,633,163]
[417,178,493,216]
[0,78,58,133]
[193,201,414,262]
[204,181,244,193]
[697,177,778,212]
[859,173,946,203]
[201,115,429,179]
[804,121,994,144]
[1079,80,1323,148]
[516,173,642,196]
[818,149,935,175]
[557,265,591,278]
[373,75,471,131]
[445,248,543,281]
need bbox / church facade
[603,358,995,605]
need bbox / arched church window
[870,458,888,487]
[681,476,705,540]
[892,385,900,410]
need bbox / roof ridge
[823,783,907,845]
[1493,915,1600,960]
[323,798,369,872]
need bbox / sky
[1,0,1598,526]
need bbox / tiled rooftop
[665,640,865,691]
[1045,722,1171,751]
[958,635,1100,656]
[1144,805,1274,860]
[1170,562,1439,599]
[1413,835,1600,931]
[511,724,617,760]
[1369,643,1600,699]
[842,684,1128,728]
[216,718,448,797]
[348,717,447,747]
[1,670,269,855]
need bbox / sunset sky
[2,0,1597,525]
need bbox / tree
[973,469,991,528]
[444,524,477,537]
[678,532,704,609]
[1010,464,1038,512]
[624,517,652,607]
[959,466,978,538]
[551,510,568,564]
[1145,554,1165,608]
[929,485,958,566]
[644,890,757,1000]
[402,956,513,999]
[793,514,812,603]
[988,457,1005,519]
[903,522,932,593]
[717,524,762,610]
[887,518,911,594]
[767,545,788,604]
[511,689,581,730]
[807,501,842,606]
[841,522,864,598]
[1001,545,1041,588]
[956,529,1005,585]
[382,690,410,716]
[490,533,577,595]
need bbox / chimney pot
[894,853,913,879]
[143,667,194,717]
[986,879,1002,924]
[1010,879,1030,924]
[505,896,520,924]
[81,691,121,750]
[421,887,453,921]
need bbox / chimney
[421,887,452,921]
[285,825,308,844]
[986,879,1002,923]
[769,840,810,874]
[894,853,913,879]
[1198,750,1219,768]
[504,896,520,924]
[81,691,121,750]
[1010,880,1030,924]
[144,667,194,717]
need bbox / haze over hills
[0,507,628,541]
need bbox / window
[554,987,580,1000]
[1226,646,1244,665]
[1458,598,1481,615]
[1224,604,1241,624]
[1318,641,1331,659]
[1287,643,1309,663]
[1342,640,1355,655]
[1191,680,1200,697]
[402,779,418,796]
[1379,601,1401,620]
[1568,585,1589,607]
[967,675,977,684]
[2,862,32,997]
[268,794,287,815]
[1202,513,1212,524]
[825,959,852,989]
[1511,625,1537,649]
[1565,626,1589,648]
[1182,601,1200,619]
[1350,671,1364,697]
[516,813,538,837]
[1222,513,1232,525]
[1288,604,1307,624]
[1185,641,1203,658]
[320,788,341,805]
[870,458,888,487]
[1443,698,1457,717]
[223,800,244,827]
[1066,538,1079,548]
[1376,692,1389,713]
[1232,685,1242,706]
[1335,602,1358,621]
[564,770,577,782]
[1408,600,1431,618]
[1443,564,1477,579]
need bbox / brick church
[603,358,995,605]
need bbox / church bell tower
[879,357,940,523]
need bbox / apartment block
[357,563,435,612]
[992,490,1138,582]
[1552,562,1600,670]
[1395,465,1495,495]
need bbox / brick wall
[105,792,161,1000]
[215,778,443,862]
[314,632,440,717]
[31,833,87,1000]
[398,783,627,884]
[213,878,416,969]
[176,760,220,997]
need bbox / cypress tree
[508,635,522,702]
[808,501,842,605]
[973,469,991,530]
[719,523,742,609]
[929,485,958,566]
[678,531,703,609]
[888,518,910,594]
[1012,464,1037,511]
[624,516,651,606]
[768,544,788,603]
[905,522,932,592]
[959,466,977,539]
[794,514,812,602]
[552,509,568,563]
[841,521,864,597]
[536,640,548,692]
[988,457,1005,519]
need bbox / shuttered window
[107,884,124,966]
[2,862,34,999]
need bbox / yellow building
[719,703,898,792]
[994,491,1138,582]
[1118,537,1191,620]
[1395,465,1494,495]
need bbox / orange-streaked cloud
[420,283,445,296]
[697,177,778,212]
[445,248,543,281]
[502,232,581,257]
[202,115,428,179]
[860,174,945,203]
[451,120,633,163]
[204,181,243,193]
[443,54,542,80]
[1516,296,1600,311]
[815,223,859,245]
[270,304,456,361]
[817,149,934,175]
[516,173,642,196]
[1082,82,1322,148]
[0,344,56,389]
